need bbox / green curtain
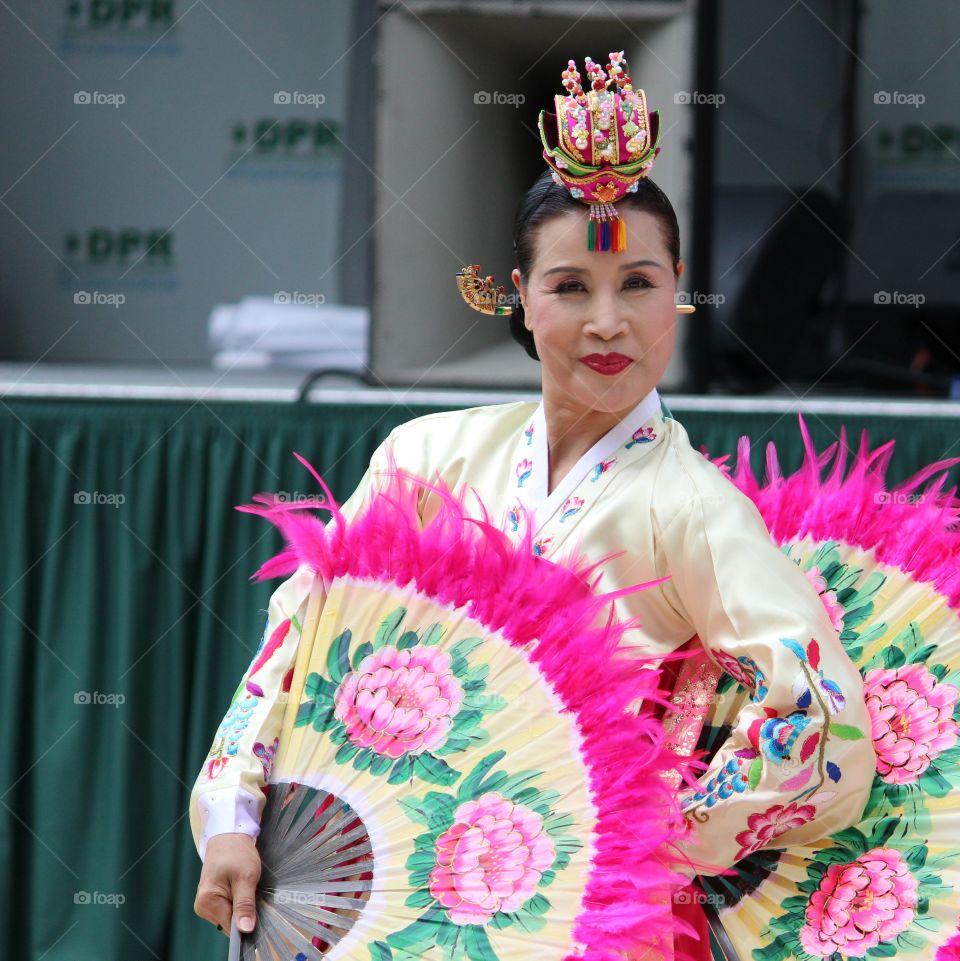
[1,396,957,960]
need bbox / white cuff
[197,788,262,862]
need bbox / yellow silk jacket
[189,389,875,877]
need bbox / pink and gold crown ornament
[539,51,662,252]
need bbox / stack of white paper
[209,296,369,372]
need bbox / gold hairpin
[676,304,696,314]
[456,264,514,316]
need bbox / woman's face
[511,206,683,419]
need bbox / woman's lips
[579,353,634,375]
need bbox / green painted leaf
[370,753,393,776]
[450,636,484,659]
[352,641,373,668]
[386,912,443,951]
[413,753,460,786]
[458,751,507,802]
[450,710,484,732]
[868,817,899,847]
[751,933,792,961]
[908,644,938,664]
[374,608,407,650]
[295,703,312,728]
[832,827,868,855]
[387,756,416,785]
[866,943,896,957]
[930,663,949,680]
[906,844,928,869]
[335,743,359,764]
[398,798,431,825]
[748,755,763,790]
[405,849,437,871]
[420,623,444,646]
[540,869,556,887]
[464,924,499,961]
[882,646,906,669]
[525,893,550,916]
[830,723,865,741]
[369,940,392,961]
[354,748,374,771]
[397,630,420,650]
[327,629,352,683]
[920,768,953,798]
[404,887,435,909]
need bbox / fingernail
[239,917,254,933]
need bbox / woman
[191,56,877,958]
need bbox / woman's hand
[194,833,261,937]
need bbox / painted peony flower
[799,847,919,957]
[734,801,817,860]
[334,645,465,759]
[428,792,556,925]
[863,664,959,784]
[804,565,846,632]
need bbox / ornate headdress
[538,51,661,253]
[457,51,693,317]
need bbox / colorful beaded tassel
[586,202,627,251]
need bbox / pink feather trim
[705,415,960,608]
[237,452,702,959]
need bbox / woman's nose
[584,298,628,339]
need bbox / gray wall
[0,0,355,363]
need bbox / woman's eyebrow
[542,259,662,276]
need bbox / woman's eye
[553,276,653,294]
[624,275,653,289]
[554,280,584,293]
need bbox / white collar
[526,387,662,535]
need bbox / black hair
[509,170,681,361]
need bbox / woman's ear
[511,268,531,329]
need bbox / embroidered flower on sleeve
[757,711,812,765]
[714,649,769,702]
[684,757,749,810]
[734,801,817,860]
[516,459,533,488]
[590,457,617,481]
[625,426,657,448]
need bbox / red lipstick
[579,353,634,375]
